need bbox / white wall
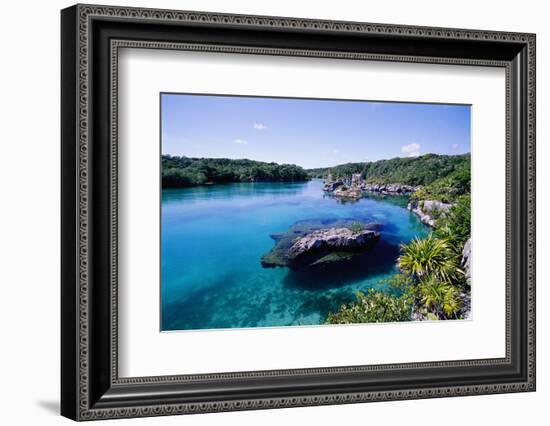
[0,0,546,424]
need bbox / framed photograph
[61,4,536,421]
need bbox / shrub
[411,160,470,203]
[434,194,471,249]
[326,289,413,324]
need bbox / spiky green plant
[398,234,461,282]
[418,275,461,319]
[434,194,471,249]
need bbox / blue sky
[161,94,471,169]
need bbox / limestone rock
[261,219,380,269]
[461,238,472,285]
[287,228,380,260]
[407,199,453,227]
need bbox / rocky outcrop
[287,228,379,261]
[407,199,453,227]
[324,181,420,200]
[332,186,362,200]
[323,177,420,200]
[323,178,362,199]
[363,183,420,194]
[458,238,472,319]
[323,180,344,192]
[261,219,380,269]
[461,238,472,285]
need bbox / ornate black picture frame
[61,4,536,421]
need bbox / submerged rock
[261,219,380,269]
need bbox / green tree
[308,153,470,189]
[161,155,309,188]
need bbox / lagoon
[161,179,429,331]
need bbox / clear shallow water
[161,179,429,331]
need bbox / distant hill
[162,155,309,188]
[307,153,470,187]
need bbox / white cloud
[451,143,459,150]
[253,123,268,130]
[401,143,421,157]
[333,149,340,153]
[233,138,248,145]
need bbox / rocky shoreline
[323,176,420,200]
[322,174,457,230]
[261,181,472,322]
[322,174,456,229]
[407,199,454,227]
[363,183,420,194]
[318,172,471,322]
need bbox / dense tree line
[410,159,470,203]
[308,153,470,187]
[162,155,309,188]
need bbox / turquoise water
[161,179,429,331]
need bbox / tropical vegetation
[326,193,471,324]
[398,234,461,282]
[326,286,414,324]
[410,159,470,203]
[163,152,471,323]
[162,155,309,188]
[308,153,470,188]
